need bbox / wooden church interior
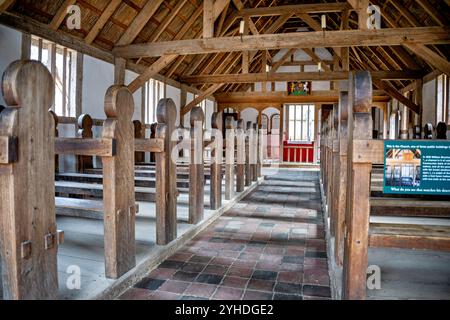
[0,0,449,300]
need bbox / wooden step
[371,198,450,217]
[56,197,104,220]
[369,216,450,251]
[56,172,190,188]
[55,181,167,201]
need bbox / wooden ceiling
[1,0,449,97]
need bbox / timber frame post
[155,99,177,244]
[236,119,245,192]
[76,113,93,172]
[225,116,236,200]
[342,71,373,300]
[210,111,223,210]
[245,121,253,185]
[102,85,137,279]
[252,123,258,181]
[330,104,339,237]
[49,110,59,173]
[189,106,205,224]
[0,60,59,299]
[334,90,349,266]
[257,124,263,177]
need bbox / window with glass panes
[287,104,315,141]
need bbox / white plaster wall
[422,79,437,127]
[0,25,22,106]
[240,108,258,125]
[166,84,181,126]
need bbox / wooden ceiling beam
[270,49,297,73]
[128,54,178,93]
[415,0,447,26]
[149,0,188,42]
[239,3,349,17]
[85,0,122,44]
[302,48,332,72]
[113,27,450,58]
[116,0,164,46]
[181,70,423,84]
[49,0,76,30]
[182,84,224,115]
[0,0,15,14]
[403,43,450,76]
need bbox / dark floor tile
[180,295,209,300]
[282,256,304,264]
[247,279,275,292]
[181,263,206,273]
[273,293,303,300]
[189,255,213,264]
[134,278,165,291]
[196,273,223,285]
[305,251,327,259]
[209,237,229,243]
[172,271,198,282]
[158,280,190,294]
[274,282,302,294]
[260,222,275,227]
[159,260,185,270]
[242,290,273,300]
[252,270,278,281]
[302,285,331,298]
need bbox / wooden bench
[369,216,450,251]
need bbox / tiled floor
[118,169,331,300]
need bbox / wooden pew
[338,71,450,300]
[0,60,60,299]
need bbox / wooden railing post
[342,71,373,300]
[252,123,258,181]
[0,60,59,299]
[102,85,137,279]
[49,110,59,173]
[257,124,263,177]
[150,122,157,162]
[133,120,145,163]
[335,91,349,266]
[245,121,253,185]
[236,119,245,192]
[76,113,93,172]
[155,99,177,244]
[210,111,223,210]
[189,106,205,224]
[330,104,339,237]
[225,116,236,200]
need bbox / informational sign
[287,81,311,96]
[383,140,450,195]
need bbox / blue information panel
[383,140,450,195]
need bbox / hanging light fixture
[321,14,326,38]
[239,20,245,42]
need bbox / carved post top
[133,120,144,138]
[49,110,58,126]
[157,98,177,127]
[104,85,134,121]
[339,91,349,122]
[78,113,93,131]
[333,103,339,130]
[236,119,244,130]
[190,106,205,127]
[350,71,372,114]
[2,60,54,109]
[225,116,235,129]
[211,111,223,131]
